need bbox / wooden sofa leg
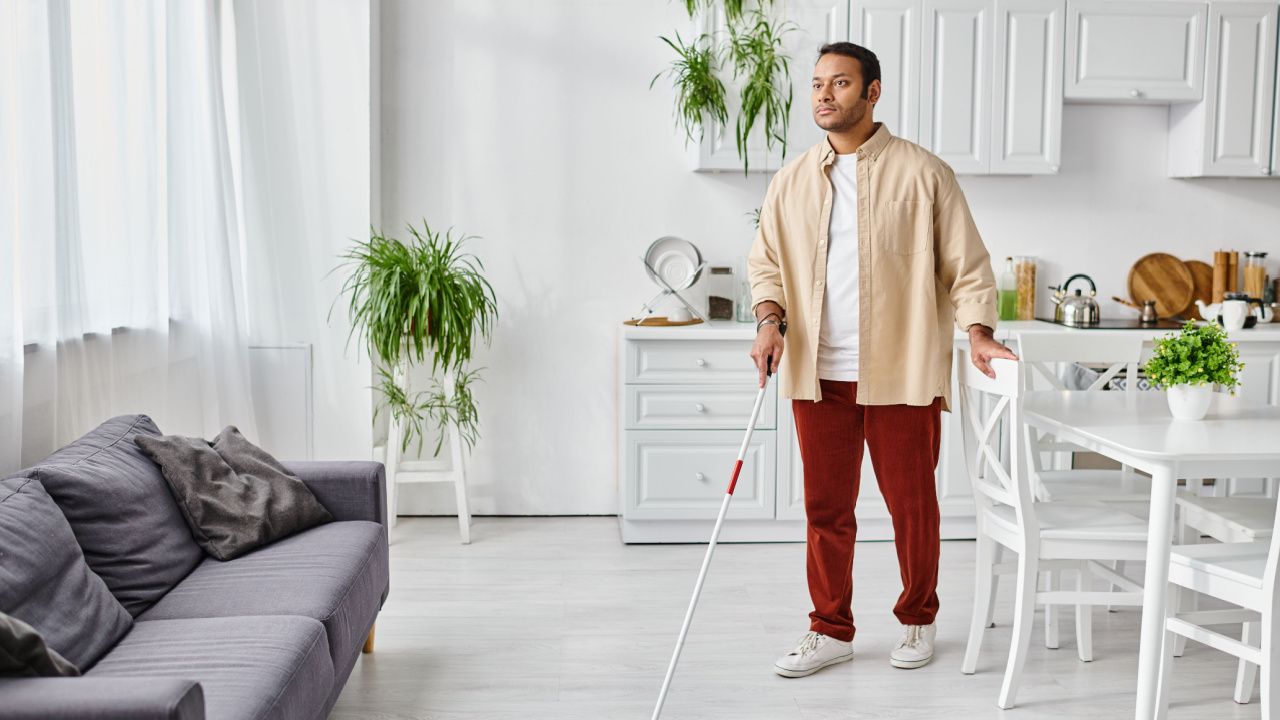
[363,622,376,654]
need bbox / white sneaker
[890,623,936,669]
[774,631,853,678]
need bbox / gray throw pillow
[0,476,133,671]
[135,427,332,561]
[0,610,79,677]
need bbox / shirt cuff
[751,294,786,314]
[955,303,998,333]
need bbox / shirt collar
[818,122,892,167]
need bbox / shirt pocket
[880,200,933,255]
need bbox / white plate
[643,237,703,290]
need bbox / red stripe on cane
[726,460,744,495]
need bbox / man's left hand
[968,325,1018,379]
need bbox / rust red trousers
[791,380,942,642]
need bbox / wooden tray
[624,316,705,327]
[1128,253,1195,319]
[1183,260,1213,320]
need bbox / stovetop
[1036,317,1186,330]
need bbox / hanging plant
[651,31,728,145]
[727,6,794,173]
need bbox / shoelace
[898,625,922,650]
[792,631,824,657]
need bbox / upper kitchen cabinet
[851,1,922,142]
[1168,3,1277,177]
[920,0,995,174]
[991,0,1065,174]
[1064,1,1207,103]
[691,1,850,172]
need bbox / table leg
[1135,465,1176,720]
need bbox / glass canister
[1014,256,1037,320]
[735,256,755,322]
[707,266,735,320]
[999,257,1017,321]
[1244,252,1268,300]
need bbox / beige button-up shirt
[748,123,998,411]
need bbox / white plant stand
[376,365,473,544]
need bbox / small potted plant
[1144,322,1244,421]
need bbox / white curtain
[0,0,257,471]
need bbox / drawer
[624,430,776,520]
[626,385,776,430]
[625,339,756,384]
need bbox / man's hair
[816,42,881,99]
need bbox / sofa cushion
[88,616,333,720]
[15,415,206,616]
[0,610,80,677]
[0,477,133,671]
[139,521,387,668]
[134,426,332,561]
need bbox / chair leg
[999,551,1039,710]
[1261,617,1277,719]
[1107,561,1126,613]
[1173,518,1198,658]
[963,532,996,674]
[448,423,471,545]
[362,622,376,654]
[1235,621,1260,704]
[985,543,1003,629]
[1076,562,1093,662]
[1045,570,1060,650]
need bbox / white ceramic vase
[1166,383,1212,421]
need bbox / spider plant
[728,6,794,173]
[681,0,748,22]
[651,31,728,145]
[334,221,497,455]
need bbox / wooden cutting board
[1184,260,1213,320]
[1129,253,1195,318]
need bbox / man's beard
[816,97,869,133]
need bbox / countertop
[621,319,1280,342]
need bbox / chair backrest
[1015,332,1145,393]
[957,358,1037,530]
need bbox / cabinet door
[692,1,850,172]
[920,0,994,174]
[1168,3,1277,177]
[851,1,922,143]
[991,0,1064,174]
[1064,1,1207,102]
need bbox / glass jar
[1244,251,1268,300]
[1013,256,1037,320]
[735,256,755,322]
[707,266,735,320]
[999,257,1017,321]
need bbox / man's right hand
[750,325,785,388]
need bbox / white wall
[381,0,1280,515]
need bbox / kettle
[1050,274,1101,327]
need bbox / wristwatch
[756,318,788,337]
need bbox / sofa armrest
[0,677,204,720]
[284,461,387,530]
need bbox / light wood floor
[330,517,1262,719]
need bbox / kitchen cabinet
[851,1,922,142]
[691,1,850,172]
[991,0,1065,174]
[1168,3,1278,178]
[1064,1,1208,103]
[920,0,994,174]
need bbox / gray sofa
[0,415,390,720]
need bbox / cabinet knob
[1262,167,1272,175]
[695,472,706,481]
[695,358,706,367]
[1049,165,1060,173]
[1129,89,1141,98]
[695,403,706,413]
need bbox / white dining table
[1020,390,1280,720]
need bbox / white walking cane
[651,355,777,720]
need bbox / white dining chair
[1156,498,1280,715]
[959,358,1150,709]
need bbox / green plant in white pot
[335,222,497,454]
[1143,322,1243,421]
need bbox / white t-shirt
[816,153,859,381]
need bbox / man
[748,42,1018,678]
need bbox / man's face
[811,53,878,133]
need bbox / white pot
[1167,383,1212,421]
